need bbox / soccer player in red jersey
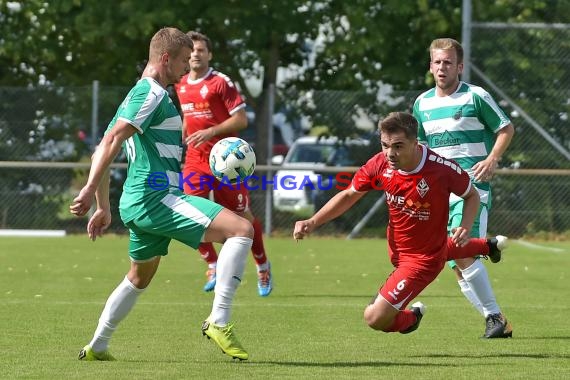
[174,31,272,296]
[293,112,508,334]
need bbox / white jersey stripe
[166,170,180,188]
[132,83,166,130]
[228,103,247,115]
[471,86,511,127]
[156,142,182,159]
[118,117,143,133]
[432,143,488,160]
[422,117,485,133]
[150,116,183,131]
[450,186,489,204]
[160,194,212,227]
[418,92,474,109]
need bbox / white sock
[89,276,144,352]
[460,260,501,317]
[210,237,252,326]
[458,279,485,317]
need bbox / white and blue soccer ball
[209,137,256,183]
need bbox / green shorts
[447,200,489,269]
[124,191,223,262]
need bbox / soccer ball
[209,137,256,183]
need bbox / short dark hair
[187,31,213,52]
[379,112,418,140]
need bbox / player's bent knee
[224,212,253,239]
[127,258,159,289]
[211,209,254,239]
[363,305,393,331]
[234,218,254,239]
[364,315,392,331]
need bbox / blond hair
[429,38,464,63]
[149,27,193,62]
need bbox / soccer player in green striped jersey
[413,38,515,339]
[71,27,251,360]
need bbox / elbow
[239,117,248,130]
[505,123,515,137]
[469,188,480,203]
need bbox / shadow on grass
[248,360,459,368]
[413,353,570,359]
[276,294,462,299]
[520,336,570,341]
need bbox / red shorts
[182,159,249,213]
[378,255,445,310]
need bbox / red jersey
[352,145,471,266]
[175,68,246,162]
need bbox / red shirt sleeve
[351,153,386,192]
[217,74,245,115]
[446,160,472,197]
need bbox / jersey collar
[186,68,213,85]
[398,145,427,175]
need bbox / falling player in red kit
[293,112,508,334]
[175,31,272,296]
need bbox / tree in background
[1,0,568,159]
[0,0,463,161]
[1,0,568,234]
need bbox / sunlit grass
[1,235,568,379]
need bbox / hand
[472,157,498,182]
[70,186,95,217]
[450,226,471,247]
[185,128,215,148]
[293,219,316,241]
[87,209,112,241]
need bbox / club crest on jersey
[453,108,462,120]
[416,178,429,198]
[200,84,209,99]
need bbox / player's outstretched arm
[293,188,365,240]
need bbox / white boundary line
[0,229,66,237]
[514,239,566,253]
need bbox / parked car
[271,135,373,212]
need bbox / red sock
[251,218,268,265]
[198,242,218,264]
[446,237,488,261]
[384,309,417,332]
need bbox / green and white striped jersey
[104,77,183,223]
[413,82,511,205]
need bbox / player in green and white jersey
[413,38,515,339]
[71,27,251,361]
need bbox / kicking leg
[201,208,253,360]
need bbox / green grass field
[1,235,569,379]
